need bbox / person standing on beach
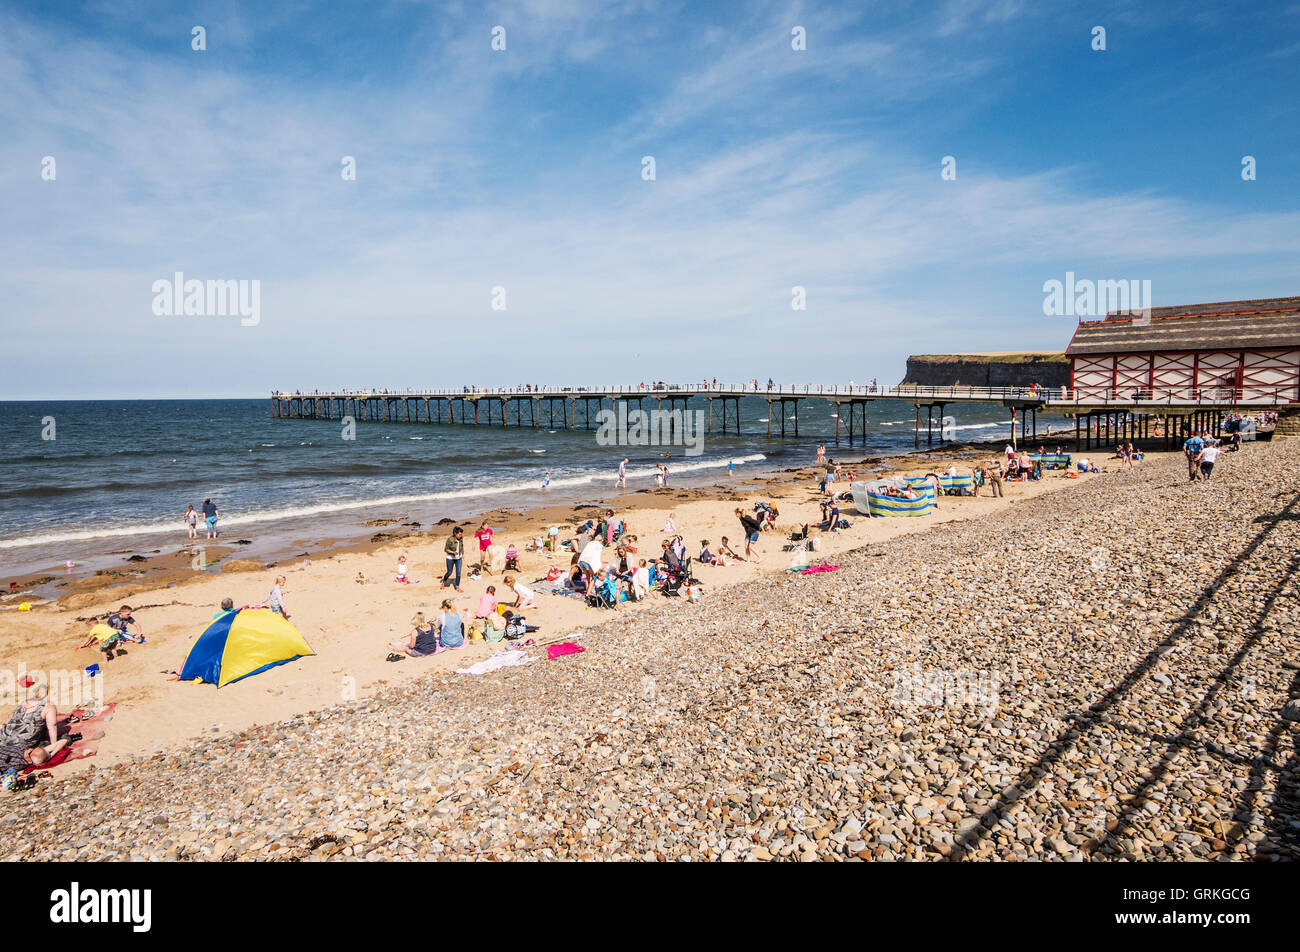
[266,576,289,620]
[474,522,494,575]
[442,527,465,592]
[184,505,198,540]
[816,443,825,464]
[736,508,763,562]
[202,498,219,539]
[987,460,1004,498]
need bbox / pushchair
[657,558,699,597]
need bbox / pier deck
[269,383,1296,449]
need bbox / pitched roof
[1066,297,1300,355]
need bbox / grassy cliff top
[908,352,1067,364]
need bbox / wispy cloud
[1,0,1296,398]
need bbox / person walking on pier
[442,527,465,592]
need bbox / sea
[0,397,1076,580]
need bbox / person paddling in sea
[202,498,219,539]
[184,505,199,540]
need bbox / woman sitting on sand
[0,684,59,750]
[435,600,465,649]
[388,612,440,657]
[0,735,69,772]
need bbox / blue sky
[2,0,1298,398]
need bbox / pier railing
[269,383,1296,407]
[269,383,1056,401]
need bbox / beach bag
[684,584,702,603]
[546,565,562,581]
[837,518,850,529]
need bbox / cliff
[902,352,1068,388]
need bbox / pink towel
[800,563,840,574]
[547,642,585,660]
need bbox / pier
[270,383,1297,449]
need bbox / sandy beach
[3,443,1089,767]
[0,436,1295,861]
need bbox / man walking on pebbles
[1183,431,1205,481]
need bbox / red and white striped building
[1065,297,1300,404]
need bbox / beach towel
[456,650,536,676]
[547,642,586,660]
[800,563,840,574]
[21,734,100,774]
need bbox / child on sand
[663,513,676,533]
[474,523,494,574]
[395,555,412,583]
[718,536,742,562]
[504,575,539,610]
[632,560,650,599]
[504,543,520,572]
[475,586,497,628]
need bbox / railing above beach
[268,383,1297,407]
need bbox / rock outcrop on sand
[4,442,1297,861]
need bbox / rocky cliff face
[903,355,1069,388]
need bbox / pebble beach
[2,439,1297,862]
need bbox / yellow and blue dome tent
[179,608,314,687]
